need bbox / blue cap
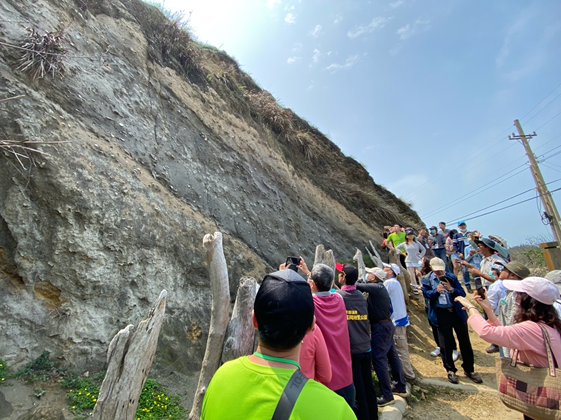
[457,221,466,226]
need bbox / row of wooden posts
[90,232,412,420]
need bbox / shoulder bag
[271,369,309,420]
[496,324,561,420]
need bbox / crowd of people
[200,222,561,420]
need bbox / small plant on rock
[17,28,67,79]
[0,359,11,384]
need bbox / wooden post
[314,244,336,285]
[388,248,410,305]
[353,248,367,281]
[221,277,258,363]
[189,232,230,420]
[92,290,167,420]
[368,240,385,268]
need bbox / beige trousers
[394,325,416,381]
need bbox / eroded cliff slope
[0,0,421,377]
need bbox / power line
[523,91,561,124]
[452,187,561,222]
[445,178,561,224]
[543,163,561,174]
[401,129,512,201]
[401,83,561,201]
[543,150,561,162]
[520,81,561,122]
[533,133,561,152]
[537,144,561,160]
[534,110,561,131]
[418,163,527,218]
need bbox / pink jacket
[300,324,332,385]
[468,314,561,367]
[313,293,353,391]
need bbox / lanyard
[253,352,301,369]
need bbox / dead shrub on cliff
[130,2,200,75]
[17,28,66,79]
[244,90,294,134]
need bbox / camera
[285,256,301,272]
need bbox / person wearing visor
[201,269,357,420]
[455,277,561,420]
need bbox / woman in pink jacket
[455,277,561,420]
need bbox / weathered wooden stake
[353,248,367,281]
[368,240,385,268]
[314,244,336,284]
[221,277,258,364]
[92,289,167,420]
[189,232,230,420]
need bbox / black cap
[336,263,359,284]
[254,270,314,349]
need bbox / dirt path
[404,295,522,420]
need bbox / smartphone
[286,256,301,272]
[477,287,487,300]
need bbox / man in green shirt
[201,269,357,420]
[387,224,406,266]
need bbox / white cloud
[325,55,360,72]
[310,24,322,38]
[389,0,404,8]
[397,24,412,40]
[347,17,392,39]
[292,42,304,53]
[496,15,529,68]
[287,56,300,64]
[397,18,429,40]
[306,84,314,91]
[284,13,296,24]
[334,15,343,24]
[266,0,281,9]
[311,49,321,63]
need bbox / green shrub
[65,376,185,419]
[15,351,56,382]
[67,378,100,412]
[136,378,186,420]
[0,359,10,384]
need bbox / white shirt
[384,277,409,326]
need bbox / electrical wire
[403,83,561,201]
[448,187,561,222]
[542,150,561,162]
[537,144,561,160]
[533,133,561,152]
[418,163,528,218]
[523,91,561,124]
[400,129,513,201]
[520,81,561,122]
[542,163,561,174]
[445,178,561,224]
[534,110,561,131]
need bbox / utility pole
[509,119,561,244]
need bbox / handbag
[496,324,561,420]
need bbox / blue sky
[164,0,561,246]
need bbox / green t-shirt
[201,356,357,420]
[387,231,406,252]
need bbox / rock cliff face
[0,0,420,380]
